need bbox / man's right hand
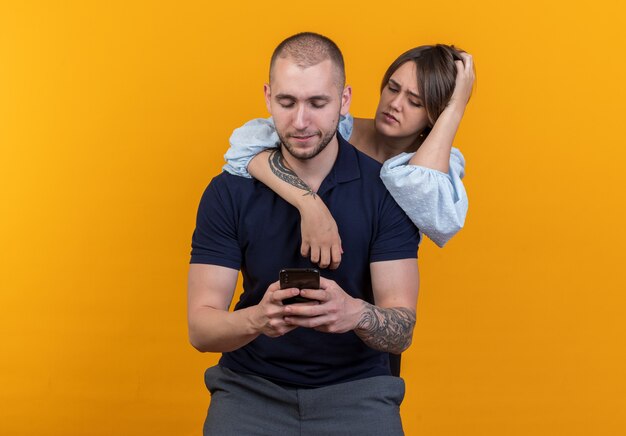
[249,281,301,338]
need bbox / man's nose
[293,105,309,130]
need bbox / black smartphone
[279,268,320,305]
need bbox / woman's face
[375,61,429,141]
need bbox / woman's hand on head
[448,52,475,110]
[298,200,343,270]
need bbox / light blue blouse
[223,114,468,247]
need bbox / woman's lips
[382,112,399,124]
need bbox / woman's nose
[389,94,403,111]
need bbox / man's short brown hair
[269,32,346,90]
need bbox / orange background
[1,1,625,435]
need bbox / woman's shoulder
[350,117,377,157]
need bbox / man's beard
[276,119,338,161]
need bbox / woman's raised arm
[380,53,474,247]
[407,52,474,172]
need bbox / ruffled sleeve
[380,147,468,247]
[337,113,354,141]
[223,118,280,178]
[223,115,355,178]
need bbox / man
[188,32,420,435]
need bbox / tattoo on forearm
[355,305,416,354]
[268,149,317,198]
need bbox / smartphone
[279,268,320,305]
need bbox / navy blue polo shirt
[190,134,419,387]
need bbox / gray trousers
[203,365,405,436]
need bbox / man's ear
[264,84,272,114]
[340,85,352,116]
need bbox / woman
[224,44,475,269]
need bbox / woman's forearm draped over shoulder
[223,116,353,269]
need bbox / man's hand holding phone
[258,269,361,337]
[251,269,321,339]
[250,281,301,338]
[282,277,364,334]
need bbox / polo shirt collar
[317,132,360,196]
[333,132,361,183]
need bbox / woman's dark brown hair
[380,44,468,140]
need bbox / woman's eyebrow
[389,79,422,100]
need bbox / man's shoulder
[353,146,383,176]
[338,140,420,261]
[206,171,254,191]
[198,171,257,207]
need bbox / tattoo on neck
[268,149,317,198]
[355,304,416,354]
